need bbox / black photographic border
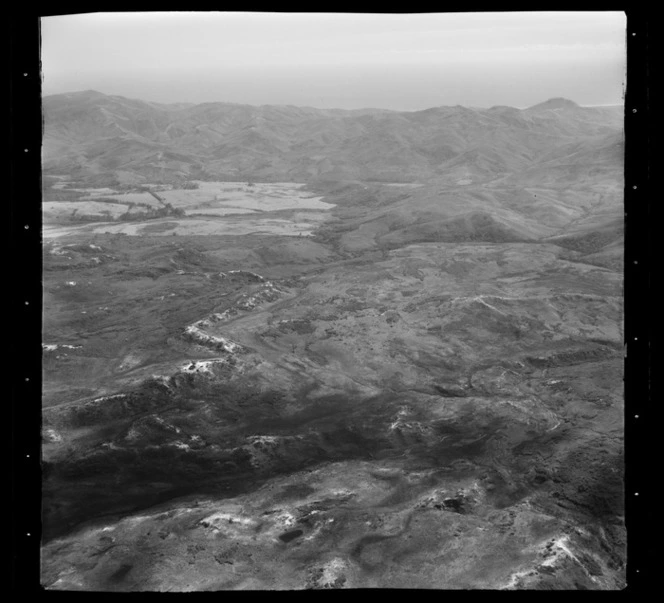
[9,4,653,594]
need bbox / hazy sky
[41,11,626,111]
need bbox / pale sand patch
[42,182,334,238]
[155,181,334,212]
[187,207,258,217]
[43,201,130,218]
[86,217,319,237]
[80,192,162,206]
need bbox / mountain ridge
[45,89,621,113]
[43,91,623,185]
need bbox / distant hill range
[42,90,624,186]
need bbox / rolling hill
[43,91,623,185]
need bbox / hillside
[43,91,623,185]
[40,92,625,591]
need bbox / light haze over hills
[40,12,626,110]
[42,90,623,186]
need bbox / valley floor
[40,179,625,590]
